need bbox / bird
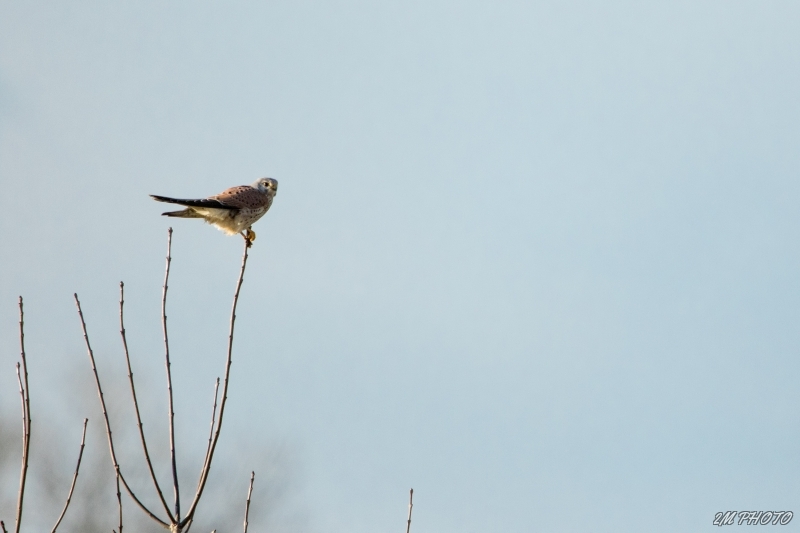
[150,178,278,247]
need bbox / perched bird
[151,178,278,246]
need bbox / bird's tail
[150,194,234,210]
[161,208,202,218]
[150,194,186,204]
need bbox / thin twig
[181,238,250,527]
[162,228,182,522]
[74,293,168,528]
[13,365,27,533]
[119,281,175,521]
[189,377,221,514]
[14,297,31,533]
[116,470,123,533]
[406,488,413,533]
[51,418,89,533]
[243,471,255,533]
[194,378,220,492]
[1,520,7,533]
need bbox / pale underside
[191,206,269,234]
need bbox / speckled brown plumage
[151,178,278,246]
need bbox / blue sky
[2,2,800,532]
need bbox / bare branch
[13,365,27,533]
[119,281,175,521]
[116,471,123,533]
[14,297,31,533]
[193,378,220,494]
[1,520,7,533]
[181,238,251,527]
[406,488,413,533]
[74,293,169,528]
[51,418,89,533]
[162,228,182,521]
[243,472,255,533]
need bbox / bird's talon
[243,228,256,247]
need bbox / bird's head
[254,177,278,196]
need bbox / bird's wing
[150,194,237,210]
[210,186,269,209]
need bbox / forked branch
[74,294,168,528]
[51,418,89,533]
[73,229,255,532]
[120,281,175,521]
[162,228,182,521]
[181,377,219,533]
[200,379,221,477]
[181,238,251,527]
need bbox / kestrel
[151,178,278,246]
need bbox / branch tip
[243,471,255,533]
[51,418,89,533]
[405,488,414,533]
[162,226,180,521]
